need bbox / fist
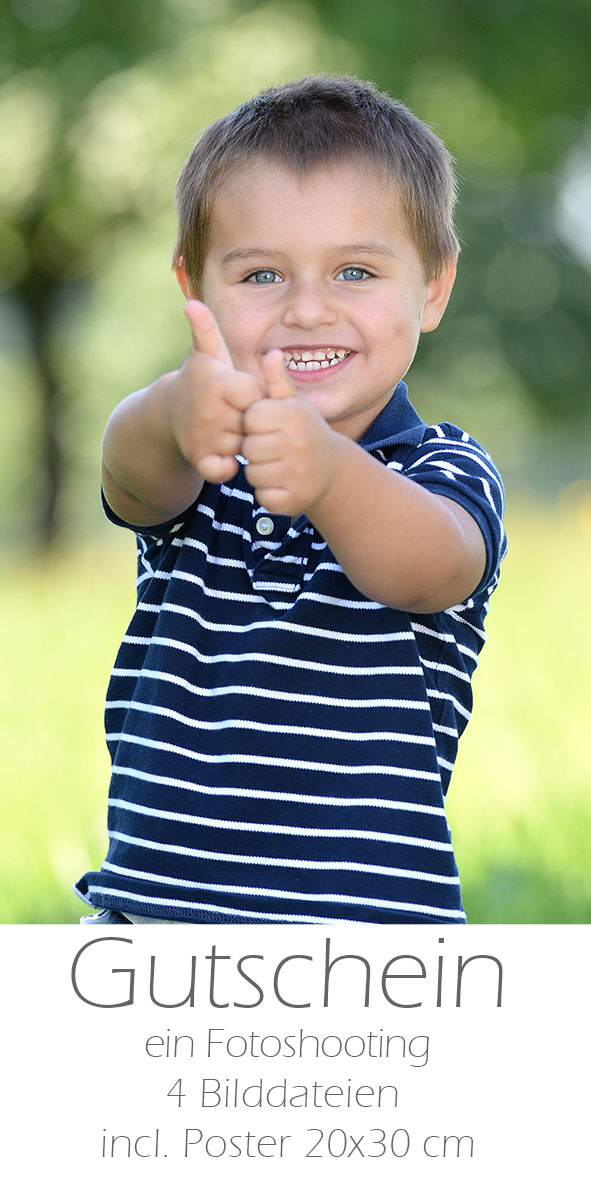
[169,301,263,484]
[242,350,339,515]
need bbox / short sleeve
[101,488,199,541]
[390,422,507,603]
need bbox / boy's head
[173,74,459,294]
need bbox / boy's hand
[242,350,340,515]
[168,300,263,484]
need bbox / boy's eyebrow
[221,247,280,265]
[220,241,398,266]
[332,242,398,258]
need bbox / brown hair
[173,74,459,291]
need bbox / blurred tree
[0,0,193,545]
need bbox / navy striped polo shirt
[75,382,506,924]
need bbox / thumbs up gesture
[169,300,263,484]
[242,349,340,516]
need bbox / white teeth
[283,348,351,370]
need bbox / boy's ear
[175,257,195,299]
[420,257,457,333]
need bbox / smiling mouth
[283,348,352,373]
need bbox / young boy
[75,75,506,925]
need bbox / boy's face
[194,160,455,440]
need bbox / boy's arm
[305,438,486,612]
[102,370,203,527]
[243,352,486,613]
[102,302,262,527]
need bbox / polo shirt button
[256,516,274,536]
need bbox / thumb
[262,348,297,399]
[183,299,233,366]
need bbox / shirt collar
[359,381,427,452]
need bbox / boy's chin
[297,390,341,417]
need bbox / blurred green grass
[1,498,589,924]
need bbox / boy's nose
[282,280,338,330]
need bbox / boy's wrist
[305,431,359,524]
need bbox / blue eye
[338,266,370,282]
[246,269,282,284]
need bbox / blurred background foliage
[0,0,589,922]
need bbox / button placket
[249,512,311,596]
